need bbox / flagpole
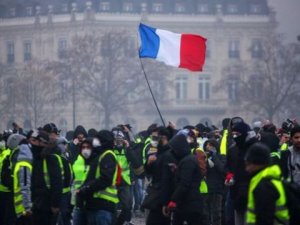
[139,57,166,127]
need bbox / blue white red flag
[138,23,207,72]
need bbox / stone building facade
[0,0,276,133]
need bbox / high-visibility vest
[246,165,289,225]
[280,143,288,151]
[142,137,151,164]
[220,129,228,155]
[72,154,90,190]
[271,152,281,160]
[192,148,208,194]
[13,161,32,217]
[0,149,11,192]
[93,150,119,204]
[43,154,70,193]
[113,148,131,185]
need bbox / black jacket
[31,145,63,212]
[206,153,226,194]
[226,137,257,211]
[169,134,204,213]
[82,147,118,213]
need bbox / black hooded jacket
[226,134,257,212]
[169,134,204,213]
[67,125,88,164]
[31,144,63,212]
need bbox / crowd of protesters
[0,117,299,225]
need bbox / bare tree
[15,60,63,128]
[221,35,300,122]
[54,31,169,129]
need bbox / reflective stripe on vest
[280,143,288,151]
[13,161,32,217]
[271,152,281,160]
[43,154,68,193]
[142,138,151,164]
[72,154,90,190]
[0,149,11,192]
[113,148,131,185]
[93,150,119,204]
[220,129,228,155]
[246,165,289,225]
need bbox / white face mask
[92,138,101,147]
[151,140,158,147]
[82,148,92,159]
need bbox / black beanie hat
[245,143,270,165]
[232,122,250,136]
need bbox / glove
[225,172,235,186]
[78,185,90,198]
[167,201,177,210]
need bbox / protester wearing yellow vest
[245,143,289,225]
[30,130,63,225]
[3,134,33,225]
[72,139,93,225]
[112,128,134,225]
[77,130,119,225]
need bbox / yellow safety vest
[93,150,119,204]
[43,154,70,193]
[280,143,288,151]
[246,165,289,225]
[220,129,228,155]
[13,161,32,217]
[113,148,131,185]
[0,149,11,192]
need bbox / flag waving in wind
[138,23,207,72]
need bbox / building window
[7,41,15,64]
[227,77,239,102]
[9,8,15,17]
[227,4,238,14]
[175,77,187,100]
[123,3,133,12]
[58,39,67,59]
[100,2,110,11]
[26,7,33,16]
[197,4,209,13]
[175,3,185,13]
[24,119,32,132]
[153,3,163,12]
[62,4,68,13]
[251,39,263,59]
[198,76,210,100]
[228,40,240,59]
[250,74,263,98]
[23,41,32,62]
[250,4,261,14]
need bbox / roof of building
[0,0,270,18]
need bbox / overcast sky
[268,0,300,43]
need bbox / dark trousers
[146,208,169,225]
[15,216,33,225]
[0,191,16,225]
[32,209,58,225]
[207,193,223,225]
[58,193,72,225]
[115,185,133,225]
[173,211,207,225]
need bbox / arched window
[24,119,32,132]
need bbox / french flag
[138,23,207,72]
